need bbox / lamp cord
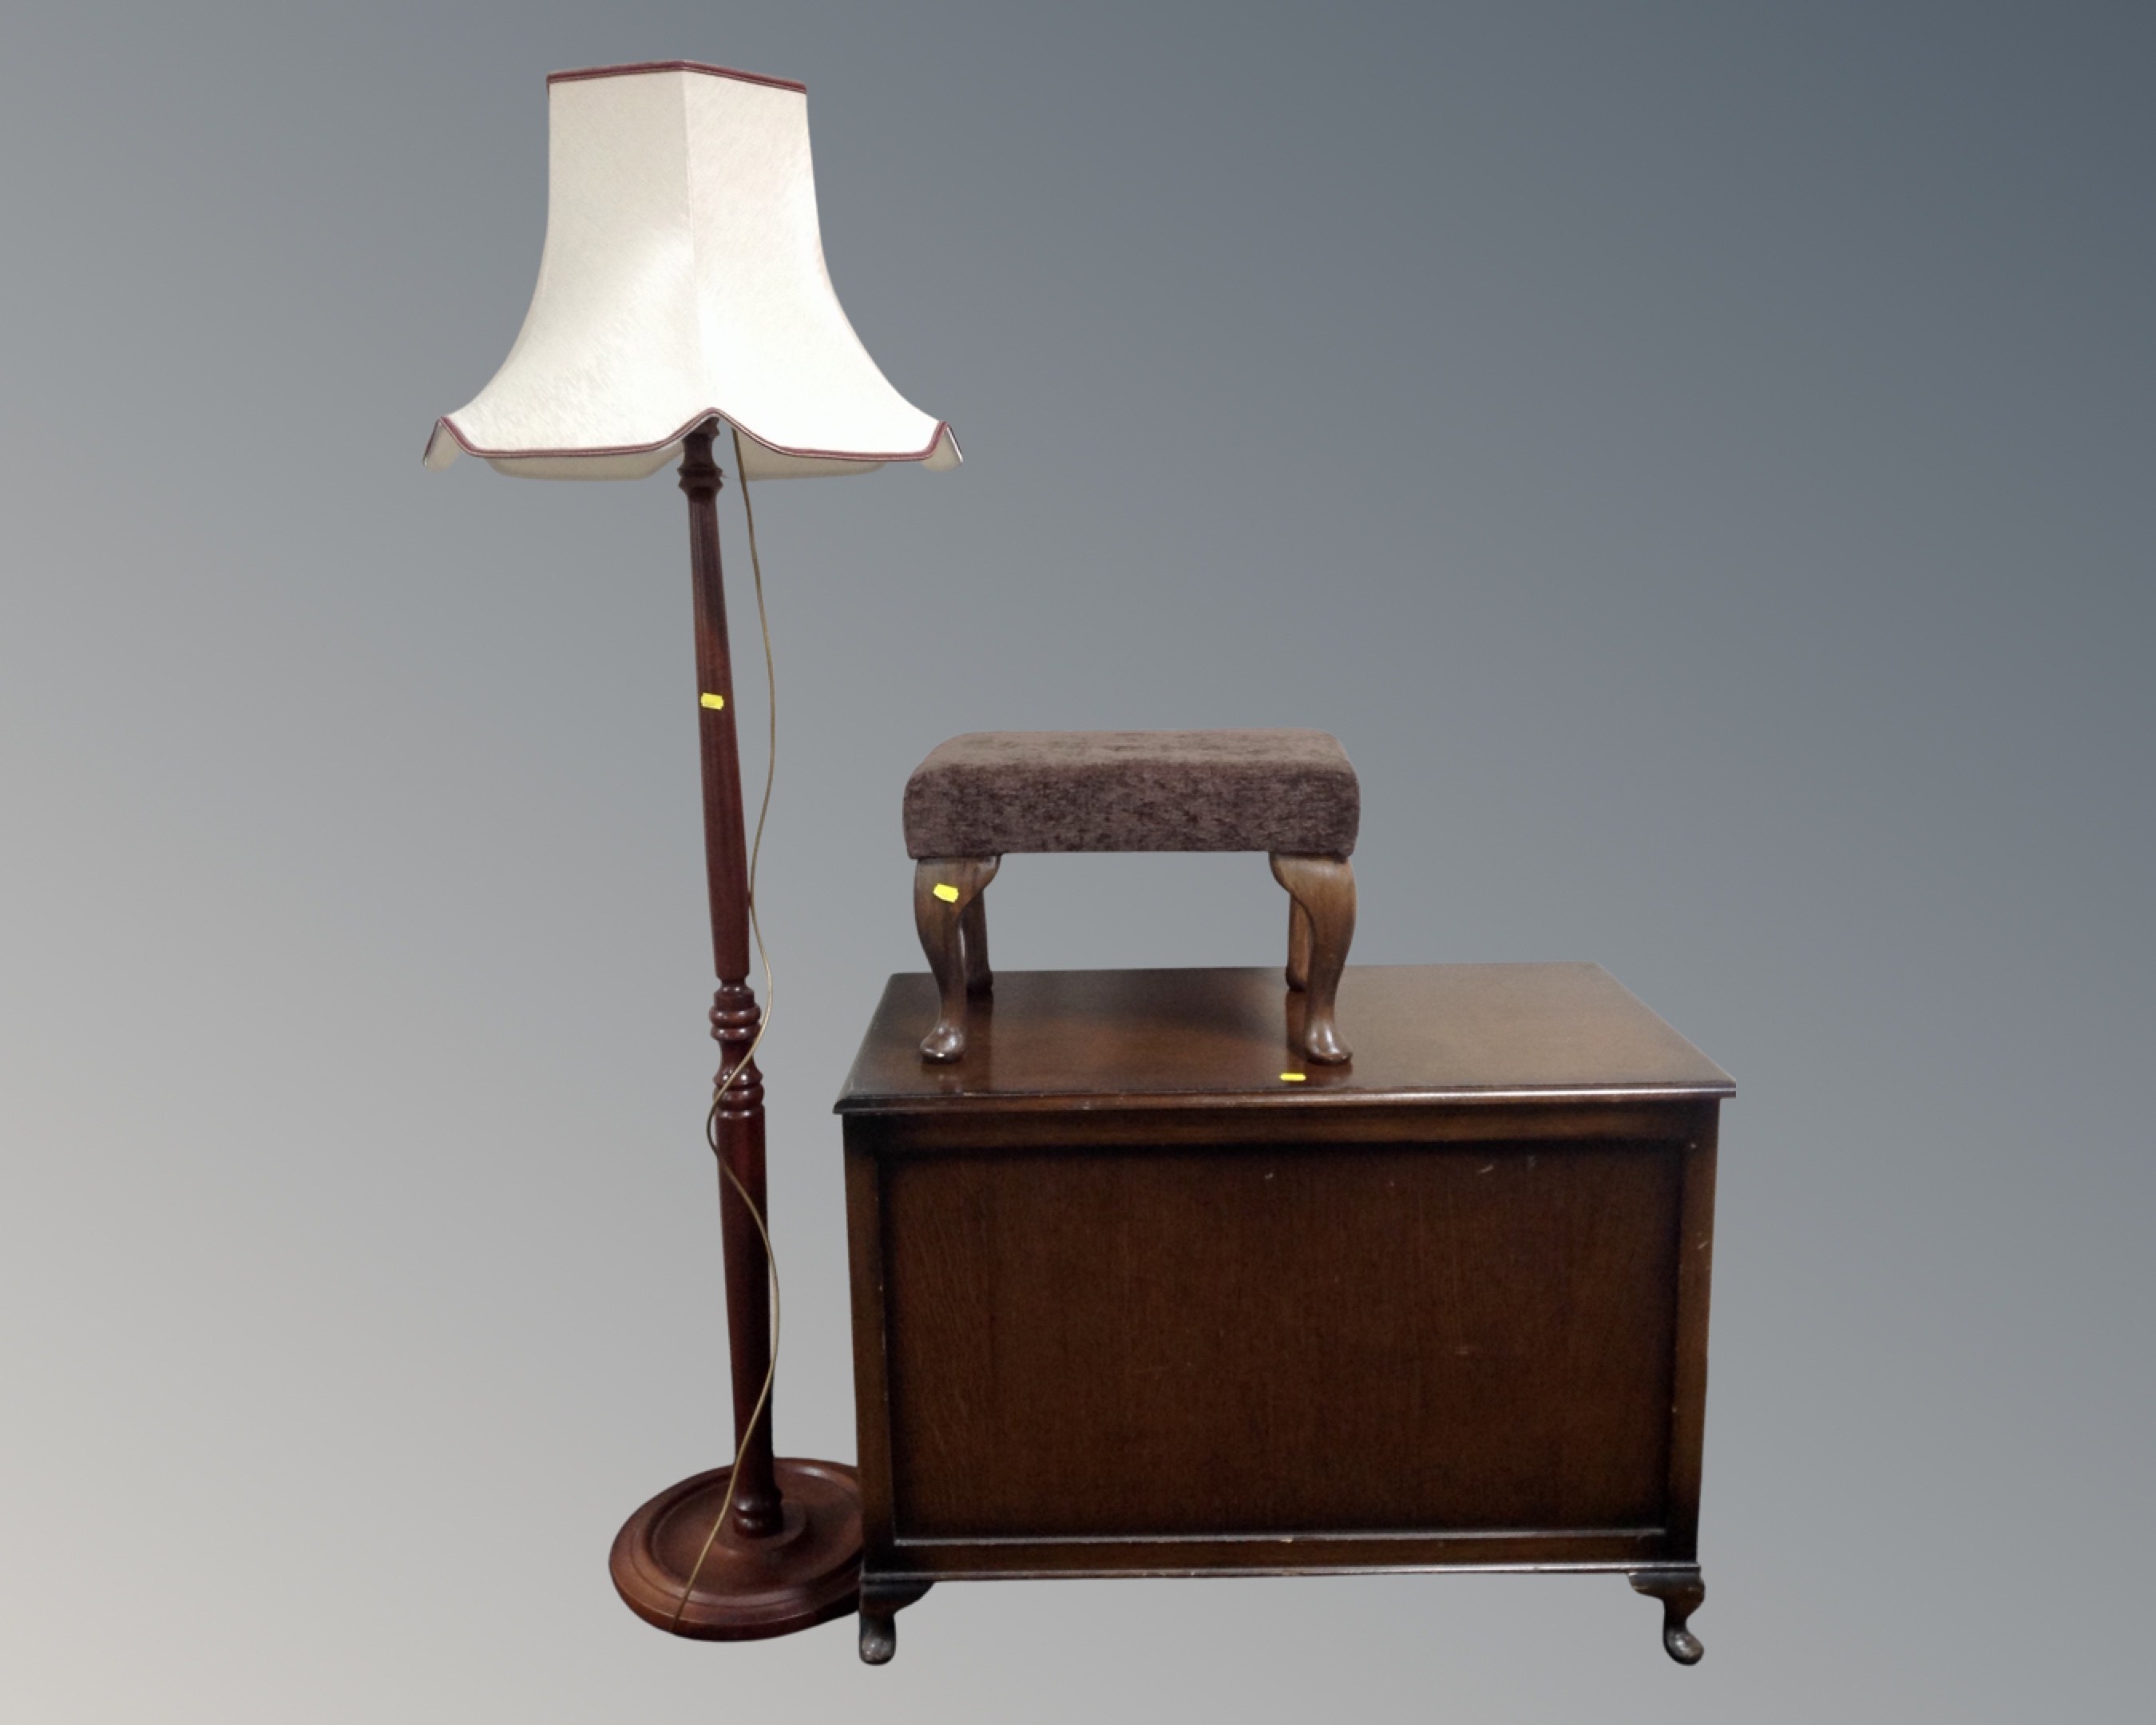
[669,429,783,1626]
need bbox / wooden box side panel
[844,1135,899,1556]
[878,1139,1682,1543]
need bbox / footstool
[902,730,1359,1065]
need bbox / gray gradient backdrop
[4,3,2150,1720]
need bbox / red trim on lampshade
[430,410,954,468]
[547,61,807,94]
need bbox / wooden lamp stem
[680,422,783,1538]
[607,420,863,1640]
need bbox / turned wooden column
[680,421,782,1538]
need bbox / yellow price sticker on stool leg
[933,882,961,903]
[700,692,725,710]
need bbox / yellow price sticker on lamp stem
[700,692,726,710]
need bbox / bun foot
[1628,1568,1706,1665]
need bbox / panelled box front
[847,1104,1716,1578]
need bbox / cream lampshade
[426,59,961,481]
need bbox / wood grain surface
[838,963,1734,1111]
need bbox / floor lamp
[424,58,960,1638]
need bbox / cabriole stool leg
[914,857,999,1061]
[1269,853,1355,1065]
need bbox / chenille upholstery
[903,730,1359,860]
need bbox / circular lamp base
[609,1459,862,1640]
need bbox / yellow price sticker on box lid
[1279,1072,1306,1083]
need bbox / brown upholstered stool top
[903,729,1361,1065]
[903,729,1359,859]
